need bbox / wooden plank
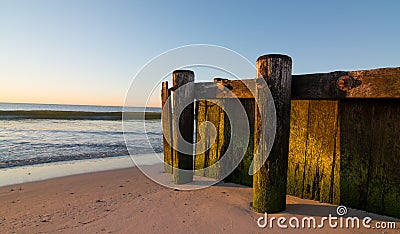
[183,79,257,181]
[204,100,223,179]
[194,100,228,179]
[194,100,207,176]
[339,100,373,210]
[252,54,292,213]
[339,99,400,219]
[219,99,232,179]
[172,70,195,184]
[365,100,400,218]
[348,68,400,98]
[332,114,341,205]
[287,99,400,218]
[291,71,348,99]
[216,99,229,179]
[302,100,339,203]
[193,67,400,100]
[287,100,310,198]
[161,81,173,173]
[195,78,255,181]
[292,67,400,99]
[194,79,255,99]
[224,98,255,187]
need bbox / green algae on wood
[339,100,400,218]
[287,100,340,204]
[161,81,173,173]
[225,98,255,187]
[339,100,373,210]
[194,99,227,179]
[287,100,310,198]
[364,100,400,218]
[252,54,292,213]
[302,100,339,203]
[194,100,208,176]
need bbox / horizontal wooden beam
[194,79,256,99]
[192,67,400,100]
[292,67,400,99]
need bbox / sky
[1,0,399,107]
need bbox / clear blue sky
[1,0,399,106]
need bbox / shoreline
[0,153,161,188]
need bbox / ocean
[0,102,163,169]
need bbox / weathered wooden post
[253,54,292,213]
[172,70,195,184]
[161,81,173,173]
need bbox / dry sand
[0,167,399,233]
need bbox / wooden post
[252,54,292,213]
[172,70,195,184]
[161,81,173,173]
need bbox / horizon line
[0,101,161,109]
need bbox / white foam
[0,153,160,187]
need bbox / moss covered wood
[340,100,400,218]
[287,99,400,218]
[194,99,227,179]
[224,98,255,186]
[287,100,340,203]
[161,81,173,173]
[252,54,292,213]
[164,63,400,218]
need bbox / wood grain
[194,67,400,100]
[172,70,195,184]
[252,54,292,213]
[161,81,173,173]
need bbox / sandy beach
[1,165,399,234]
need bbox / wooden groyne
[161,54,400,218]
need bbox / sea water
[0,102,163,169]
